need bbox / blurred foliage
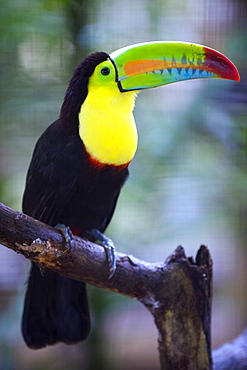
[0,0,246,369]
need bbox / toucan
[21,41,239,349]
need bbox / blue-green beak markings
[110,41,240,92]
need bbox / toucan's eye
[101,67,111,76]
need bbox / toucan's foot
[89,229,116,279]
[55,224,73,247]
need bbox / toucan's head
[61,41,240,167]
[61,41,239,121]
[101,41,240,92]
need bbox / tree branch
[213,328,247,369]
[0,201,213,369]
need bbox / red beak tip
[235,71,241,82]
[227,68,240,82]
[204,47,240,82]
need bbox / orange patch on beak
[124,59,169,76]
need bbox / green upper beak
[109,41,240,92]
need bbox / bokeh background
[0,0,246,369]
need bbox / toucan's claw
[104,238,116,279]
[89,229,116,279]
[56,223,73,248]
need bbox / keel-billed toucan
[21,41,239,349]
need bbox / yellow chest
[78,87,138,166]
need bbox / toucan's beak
[110,41,240,92]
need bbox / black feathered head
[60,52,109,122]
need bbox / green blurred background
[0,0,246,369]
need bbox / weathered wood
[152,245,213,370]
[0,202,213,369]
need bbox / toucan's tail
[22,262,90,349]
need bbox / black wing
[22,119,91,349]
[22,120,80,226]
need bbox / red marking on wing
[71,228,82,236]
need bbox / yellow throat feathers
[79,71,138,166]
